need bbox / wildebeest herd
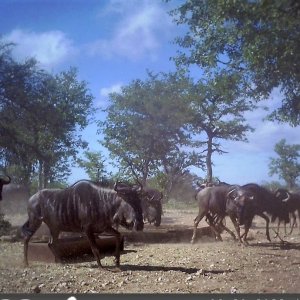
[0,174,300,270]
[192,181,292,245]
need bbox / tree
[169,0,300,126]
[33,67,94,188]
[269,139,300,189]
[0,41,95,187]
[99,71,193,185]
[188,70,254,183]
[77,150,107,182]
[160,149,204,201]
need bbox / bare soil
[1,208,300,294]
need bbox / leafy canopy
[0,41,95,186]
[77,151,107,182]
[169,0,300,126]
[188,70,254,181]
[99,71,192,184]
[269,139,300,189]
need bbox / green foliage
[160,150,204,201]
[0,41,95,187]
[170,0,300,126]
[269,139,300,189]
[99,71,193,184]
[77,150,107,181]
[188,70,254,181]
[260,180,287,192]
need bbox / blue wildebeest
[273,188,300,235]
[232,183,290,244]
[113,184,163,228]
[112,200,135,230]
[21,180,144,268]
[139,186,163,227]
[0,175,11,201]
[191,184,242,244]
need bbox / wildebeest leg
[104,227,121,267]
[289,212,297,235]
[274,219,281,238]
[257,213,270,242]
[241,225,250,246]
[48,229,62,263]
[191,211,206,244]
[240,216,254,246]
[205,214,223,241]
[85,227,102,268]
[22,218,42,267]
[224,215,240,241]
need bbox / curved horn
[132,184,142,192]
[227,188,237,199]
[282,191,291,202]
[113,181,118,191]
[0,175,11,184]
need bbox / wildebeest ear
[282,191,291,202]
[227,188,237,199]
[114,181,129,192]
[132,185,142,192]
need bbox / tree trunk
[38,161,43,190]
[206,136,213,183]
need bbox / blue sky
[1,0,299,186]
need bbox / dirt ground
[1,208,300,294]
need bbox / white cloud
[222,90,300,154]
[100,83,123,97]
[4,29,76,69]
[95,83,123,108]
[87,0,174,61]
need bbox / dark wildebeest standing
[273,188,300,235]
[0,175,11,201]
[113,200,136,230]
[191,184,242,244]
[21,180,144,268]
[114,185,163,227]
[232,183,290,243]
[140,187,163,227]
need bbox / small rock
[32,285,41,293]
[230,287,238,294]
[196,269,205,276]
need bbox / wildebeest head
[226,186,254,225]
[0,175,11,201]
[136,186,163,227]
[274,188,291,202]
[114,200,135,230]
[114,181,144,231]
